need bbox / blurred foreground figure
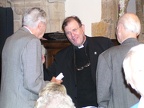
[123,44,144,108]
[35,82,76,108]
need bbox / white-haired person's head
[22,7,47,28]
[118,13,141,35]
[22,7,47,39]
[34,82,75,108]
[123,44,144,96]
[116,13,141,44]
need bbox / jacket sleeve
[96,53,112,108]
[44,62,57,81]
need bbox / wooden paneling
[41,39,119,68]
[41,40,71,68]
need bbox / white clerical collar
[138,97,144,108]
[24,26,33,34]
[78,44,84,49]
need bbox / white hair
[46,93,75,108]
[22,7,47,28]
[34,82,75,108]
[123,44,144,90]
[119,13,141,35]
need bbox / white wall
[65,0,101,36]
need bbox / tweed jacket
[96,38,140,108]
[0,27,48,108]
[47,36,113,107]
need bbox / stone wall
[136,0,144,41]
[92,0,144,40]
[0,0,65,33]
[92,0,119,39]
[0,0,144,40]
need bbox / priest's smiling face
[64,19,86,47]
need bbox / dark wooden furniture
[41,39,119,68]
[41,40,71,68]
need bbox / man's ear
[38,21,43,29]
[119,23,124,31]
[81,24,85,32]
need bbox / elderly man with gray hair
[96,13,141,108]
[0,7,61,108]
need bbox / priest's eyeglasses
[76,62,91,71]
[74,46,91,71]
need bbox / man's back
[0,28,42,108]
[96,38,140,108]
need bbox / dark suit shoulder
[87,36,113,50]
[87,36,112,43]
